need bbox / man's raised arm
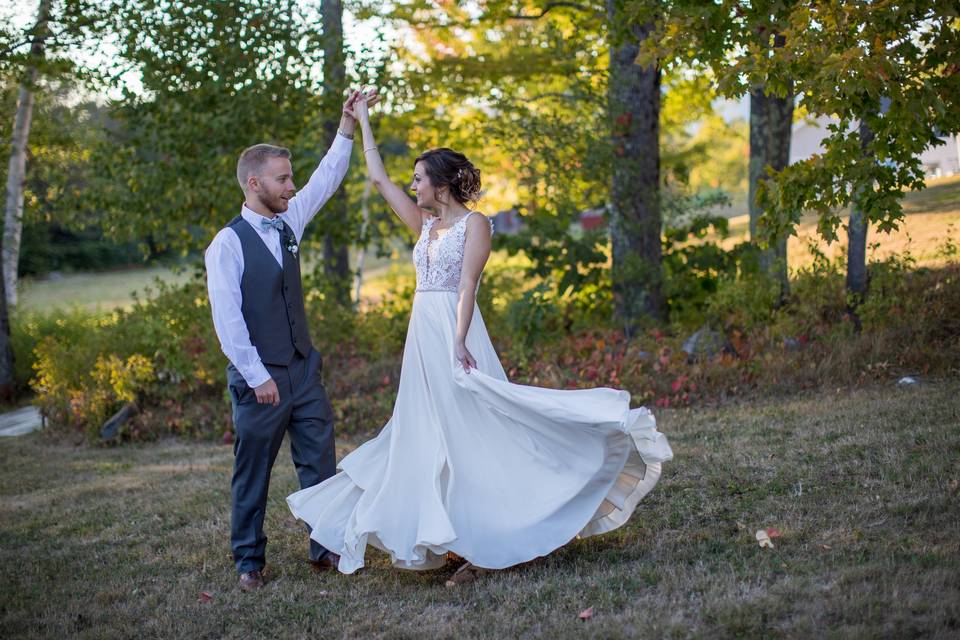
[284,91,362,240]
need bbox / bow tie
[260,216,284,232]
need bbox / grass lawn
[2,380,958,638]
[17,248,413,314]
[719,174,960,269]
[18,266,195,313]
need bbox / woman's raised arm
[353,96,426,234]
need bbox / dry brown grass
[717,175,960,269]
[2,379,958,639]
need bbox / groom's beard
[263,190,292,214]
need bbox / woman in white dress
[287,93,673,585]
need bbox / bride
[287,90,673,585]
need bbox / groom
[205,89,376,591]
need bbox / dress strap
[460,211,494,236]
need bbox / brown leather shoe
[239,569,264,591]
[444,562,490,588]
[307,553,341,572]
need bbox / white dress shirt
[205,133,353,388]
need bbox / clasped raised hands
[343,86,379,123]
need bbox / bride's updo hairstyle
[414,148,482,206]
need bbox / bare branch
[509,2,597,20]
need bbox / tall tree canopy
[81,1,336,254]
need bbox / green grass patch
[19,266,193,313]
[1,381,958,638]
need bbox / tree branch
[509,2,597,20]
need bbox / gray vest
[227,215,312,365]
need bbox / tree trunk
[353,177,372,306]
[0,256,12,399]
[846,117,875,300]
[4,0,51,308]
[320,0,351,306]
[607,4,665,333]
[748,83,793,300]
[747,28,793,301]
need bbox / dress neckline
[426,211,475,244]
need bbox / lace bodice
[413,212,494,293]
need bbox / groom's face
[253,157,297,214]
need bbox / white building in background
[790,114,960,178]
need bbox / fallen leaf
[821,544,832,550]
[756,529,774,549]
[671,375,688,392]
[736,521,746,531]
[198,591,214,604]
[579,606,594,621]
[949,479,959,493]
[766,527,782,539]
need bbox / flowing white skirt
[287,291,673,574]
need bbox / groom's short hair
[237,144,292,191]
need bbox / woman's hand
[341,89,360,121]
[455,341,477,374]
[353,95,370,122]
[344,87,379,122]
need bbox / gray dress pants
[226,347,336,574]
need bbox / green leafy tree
[367,2,666,326]
[82,1,335,257]
[360,1,744,329]
[643,0,798,299]
[0,0,115,396]
[0,0,116,306]
[685,114,748,195]
[749,1,960,303]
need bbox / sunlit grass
[2,380,957,638]
[18,266,194,313]
[716,175,960,269]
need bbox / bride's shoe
[444,561,489,588]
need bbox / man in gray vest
[205,88,378,591]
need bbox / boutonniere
[286,238,299,256]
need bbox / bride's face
[410,161,439,208]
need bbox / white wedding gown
[287,212,673,574]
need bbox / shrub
[16,240,959,445]
[26,276,225,440]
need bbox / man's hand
[254,378,280,406]
[342,89,361,121]
[343,86,380,121]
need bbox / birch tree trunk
[4,0,52,308]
